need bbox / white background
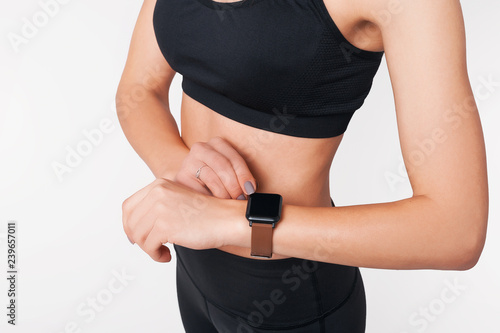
[0,0,498,332]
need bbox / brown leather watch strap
[250,223,274,258]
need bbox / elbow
[432,193,488,271]
[115,81,143,121]
[449,222,487,271]
[452,245,482,271]
[454,200,489,270]
[115,85,131,121]
[115,83,165,122]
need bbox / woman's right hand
[173,136,257,199]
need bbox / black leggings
[174,199,366,333]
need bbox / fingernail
[244,181,255,195]
[127,235,134,245]
[237,194,246,200]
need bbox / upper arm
[363,0,488,236]
[117,0,176,102]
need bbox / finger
[207,137,257,196]
[179,143,233,198]
[174,168,213,196]
[143,222,172,262]
[199,143,244,198]
[127,204,157,245]
[193,163,232,199]
[191,141,240,198]
[123,182,165,244]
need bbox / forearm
[116,89,189,180]
[224,194,484,270]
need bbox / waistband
[175,241,358,328]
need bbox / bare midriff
[180,92,344,259]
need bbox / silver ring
[195,164,207,179]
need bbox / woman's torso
[178,0,384,259]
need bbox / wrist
[155,146,190,180]
[215,198,249,248]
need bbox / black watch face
[246,193,282,224]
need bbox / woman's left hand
[122,178,231,262]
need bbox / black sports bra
[153,0,384,138]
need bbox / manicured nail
[237,194,246,200]
[244,181,255,195]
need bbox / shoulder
[349,0,465,52]
[354,0,464,31]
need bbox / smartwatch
[245,193,283,258]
